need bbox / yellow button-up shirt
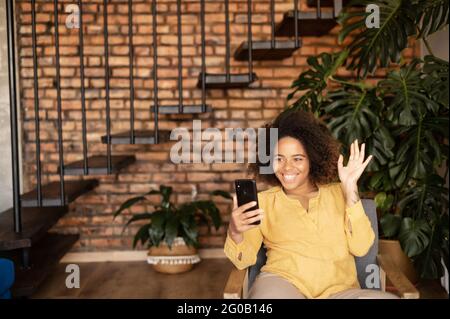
[224,182,375,299]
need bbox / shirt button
[238,252,242,261]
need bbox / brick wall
[16,0,420,251]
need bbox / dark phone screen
[235,179,260,225]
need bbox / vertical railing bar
[270,0,275,48]
[103,0,112,172]
[31,0,42,206]
[200,0,206,111]
[78,0,88,174]
[225,0,230,82]
[176,0,183,113]
[54,0,65,204]
[247,0,253,81]
[152,0,159,143]
[317,0,322,19]
[6,0,22,231]
[128,0,135,143]
[294,0,299,47]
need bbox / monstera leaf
[338,0,417,77]
[379,59,440,126]
[397,174,449,219]
[287,51,348,114]
[399,217,432,257]
[416,0,449,38]
[422,54,449,106]
[325,87,380,140]
[389,116,448,182]
[323,86,394,170]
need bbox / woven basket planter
[147,237,200,274]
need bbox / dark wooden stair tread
[234,40,302,61]
[101,130,172,145]
[21,179,99,207]
[197,73,257,89]
[0,206,68,251]
[275,10,337,37]
[5,233,79,297]
[61,155,136,175]
[151,104,212,114]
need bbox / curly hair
[249,109,341,186]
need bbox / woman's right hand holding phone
[228,195,264,244]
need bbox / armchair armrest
[223,266,247,299]
[377,254,420,299]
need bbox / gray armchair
[224,199,420,299]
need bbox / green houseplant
[113,185,231,273]
[287,0,449,279]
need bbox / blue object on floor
[0,258,15,299]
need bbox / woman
[224,110,398,299]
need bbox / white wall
[422,27,449,61]
[0,0,22,213]
[0,0,13,212]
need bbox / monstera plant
[287,0,449,279]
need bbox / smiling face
[273,136,311,191]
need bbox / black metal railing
[151,0,159,142]
[6,0,21,232]
[103,0,112,172]
[177,0,184,113]
[127,0,136,143]
[31,0,43,206]
[54,0,66,201]
[78,0,89,175]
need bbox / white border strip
[60,248,226,263]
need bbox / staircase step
[61,155,136,175]
[150,104,212,114]
[275,10,337,37]
[234,40,302,61]
[4,232,79,297]
[101,130,172,145]
[0,206,68,251]
[197,73,257,89]
[21,180,99,207]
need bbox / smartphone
[234,179,260,225]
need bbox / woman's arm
[340,184,375,256]
[224,196,264,270]
[338,140,375,256]
[224,226,263,270]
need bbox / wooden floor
[32,259,234,299]
[32,258,448,299]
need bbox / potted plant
[286,0,449,283]
[113,185,232,274]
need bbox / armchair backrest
[247,199,380,292]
